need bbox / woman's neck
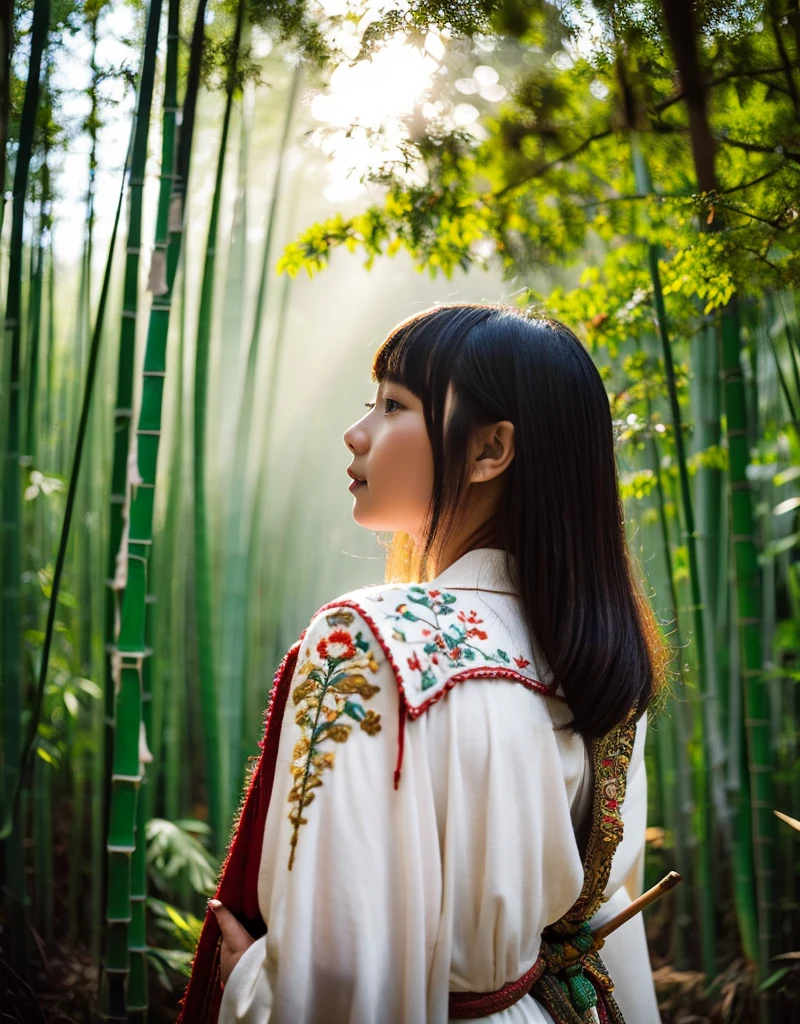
[426,516,506,578]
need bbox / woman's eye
[364,398,402,413]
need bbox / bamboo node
[148,248,169,296]
[168,194,183,232]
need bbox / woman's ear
[470,421,515,483]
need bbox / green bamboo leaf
[63,692,79,719]
[758,967,790,991]
[773,497,800,516]
[773,466,800,487]
[36,748,57,767]
[759,533,800,562]
[76,678,102,700]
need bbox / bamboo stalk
[4,101,128,995]
[721,299,778,976]
[100,9,164,976]
[25,123,50,460]
[99,5,164,1017]
[68,728,86,945]
[193,0,245,850]
[125,6,181,1004]
[0,0,12,237]
[631,139,718,979]
[219,63,301,823]
[0,0,49,978]
[32,758,54,944]
[647,429,693,968]
[130,0,205,844]
[164,267,188,825]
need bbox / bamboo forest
[0,0,799,1019]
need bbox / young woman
[179,304,666,1023]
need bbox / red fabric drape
[176,642,301,1024]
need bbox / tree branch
[719,136,800,164]
[654,65,789,113]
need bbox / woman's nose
[343,422,369,454]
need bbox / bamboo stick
[594,871,683,942]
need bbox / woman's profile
[179,303,666,1023]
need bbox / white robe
[220,547,661,1023]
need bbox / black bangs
[371,304,499,398]
[371,315,431,396]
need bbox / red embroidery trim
[411,666,559,719]
[316,598,563,788]
[448,952,546,1018]
[394,699,407,790]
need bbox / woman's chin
[351,505,394,532]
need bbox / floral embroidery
[287,616,382,869]
[384,585,527,691]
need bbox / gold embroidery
[529,715,637,1023]
[287,625,382,869]
[548,712,638,932]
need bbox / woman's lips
[348,477,367,493]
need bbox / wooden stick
[593,871,682,942]
[774,809,800,832]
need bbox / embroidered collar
[429,547,518,596]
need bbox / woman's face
[343,380,434,536]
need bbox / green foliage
[147,897,205,986]
[145,818,218,897]
[281,0,800,319]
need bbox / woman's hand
[208,899,257,986]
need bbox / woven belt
[448,955,546,1019]
[447,923,620,1022]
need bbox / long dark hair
[372,303,665,739]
